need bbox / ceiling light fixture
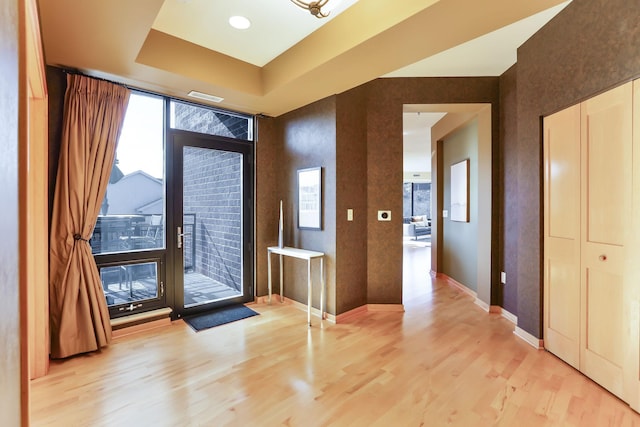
[229,15,251,30]
[290,0,331,18]
[187,91,224,103]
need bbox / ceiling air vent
[187,91,224,103]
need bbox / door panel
[584,106,627,245]
[583,261,625,398]
[548,259,579,340]
[182,146,244,308]
[547,112,581,240]
[544,104,581,368]
[585,268,623,365]
[580,82,632,399]
[171,131,253,318]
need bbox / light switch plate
[347,209,353,221]
[443,210,449,218]
[378,210,391,221]
[501,271,506,284]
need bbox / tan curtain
[49,74,130,359]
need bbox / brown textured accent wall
[278,97,338,315]
[499,64,518,316]
[365,77,500,304]
[255,116,282,298]
[335,85,369,313]
[515,0,640,337]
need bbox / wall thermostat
[378,210,391,221]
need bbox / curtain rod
[61,68,130,90]
[58,67,253,119]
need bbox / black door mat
[184,305,259,332]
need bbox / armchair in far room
[403,215,431,240]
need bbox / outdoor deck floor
[104,271,241,307]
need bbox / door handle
[599,254,607,262]
[177,226,184,249]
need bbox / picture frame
[450,159,469,222]
[297,167,322,230]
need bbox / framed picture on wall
[450,159,469,222]
[297,167,322,230]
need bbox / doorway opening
[402,104,493,307]
[401,111,443,302]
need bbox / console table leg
[320,257,325,327]
[267,251,272,304]
[307,259,312,327]
[279,254,284,303]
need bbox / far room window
[403,182,431,219]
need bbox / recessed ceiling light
[229,15,251,30]
[188,91,224,103]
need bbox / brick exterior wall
[183,147,242,291]
[173,102,250,140]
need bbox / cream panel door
[543,104,581,368]
[580,81,632,400]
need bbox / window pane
[413,183,431,218]
[403,182,412,218]
[100,262,159,307]
[91,93,165,255]
[170,100,253,141]
[183,147,243,307]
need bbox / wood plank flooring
[30,246,640,426]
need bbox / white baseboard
[439,273,477,298]
[501,308,517,324]
[514,326,544,349]
[438,274,492,314]
[474,298,490,312]
[489,306,517,325]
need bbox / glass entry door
[171,131,253,317]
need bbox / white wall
[0,0,22,423]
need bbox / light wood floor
[31,246,640,426]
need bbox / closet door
[543,104,581,368]
[580,82,632,399]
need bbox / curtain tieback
[73,233,89,242]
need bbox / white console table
[267,246,325,326]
